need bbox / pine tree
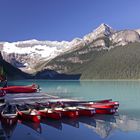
[0,66,6,82]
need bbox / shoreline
[8,79,140,82]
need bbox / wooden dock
[4,92,77,104]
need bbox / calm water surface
[1,80,140,140]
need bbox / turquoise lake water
[1,80,140,140]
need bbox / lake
[1,80,140,140]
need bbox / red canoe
[77,106,96,117]
[37,107,61,120]
[38,99,119,115]
[79,101,119,109]
[16,104,40,122]
[95,108,117,114]
[45,110,62,120]
[47,99,118,109]
[28,103,61,120]
[1,104,18,125]
[54,107,79,118]
[36,104,77,118]
[0,84,39,93]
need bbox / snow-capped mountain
[1,38,84,72]
[135,29,140,35]
[110,30,140,46]
[0,23,140,73]
[83,23,115,44]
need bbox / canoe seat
[17,104,29,111]
[3,105,16,114]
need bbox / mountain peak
[99,23,112,28]
[94,23,114,36]
[83,23,115,44]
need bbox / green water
[1,80,140,140]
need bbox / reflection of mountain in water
[92,119,115,138]
[85,114,140,138]
[1,113,140,139]
[114,115,140,131]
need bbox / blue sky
[0,0,140,42]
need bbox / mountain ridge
[1,23,140,80]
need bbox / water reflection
[41,119,62,130]
[1,113,140,140]
[62,118,79,128]
[78,117,96,127]
[94,114,116,123]
[0,117,17,139]
[19,120,42,134]
[0,128,6,140]
[89,116,116,138]
[85,113,140,139]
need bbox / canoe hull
[18,111,40,122]
[38,110,61,120]
[78,109,95,117]
[1,115,18,125]
[55,109,79,118]
[81,102,119,109]
[46,112,61,120]
[0,85,38,93]
[95,108,117,114]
